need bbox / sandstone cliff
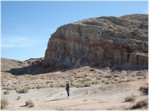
[44,14,148,69]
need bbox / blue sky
[1,1,148,61]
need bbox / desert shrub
[114,74,119,77]
[101,80,105,83]
[2,87,13,90]
[13,86,18,91]
[17,87,28,93]
[92,80,99,85]
[124,95,135,102]
[25,100,34,108]
[105,82,109,85]
[118,80,122,83]
[3,91,9,95]
[113,78,119,82]
[36,85,40,90]
[139,86,148,95]
[96,77,101,80]
[1,98,8,109]
[130,99,148,110]
[17,96,21,100]
[83,82,91,87]
[83,99,87,101]
[36,84,43,90]
[136,71,144,76]
[60,84,65,87]
[105,75,112,78]
[75,84,82,88]
[24,84,31,89]
[76,85,81,88]
[90,68,95,71]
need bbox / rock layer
[44,14,148,69]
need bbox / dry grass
[1,98,9,109]
[25,100,34,108]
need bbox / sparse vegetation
[2,87,13,90]
[17,87,28,93]
[92,80,99,84]
[17,96,21,100]
[3,91,9,95]
[101,80,105,83]
[105,82,109,84]
[24,84,31,89]
[130,99,148,110]
[83,82,91,87]
[139,86,148,95]
[25,100,34,108]
[114,78,119,82]
[124,95,135,102]
[1,98,8,109]
[105,75,112,78]
[90,68,95,71]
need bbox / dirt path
[2,79,148,110]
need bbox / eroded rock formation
[44,14,148,69]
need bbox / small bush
[13,86,18,91]
[25,100,34,108]
[2,87,13,90]
[114,78,119,82]
[60,84,65,87]
[24,84,31,89]
[90,68,95,71]
[76,84,81,88]
[36,85,41,90]
[83,82,91,87]
[124,95,135,102]
[92,80,99,85]
[105,75,112,78]
[130,99,148,110]
[139,86,148,95]
[17,87,28,93]
[3,91,9,95]
[105,82,109,84]
[17,96,21,100]
[96,77,101,80]
[1,98,8,109]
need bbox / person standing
[66,80,70,99]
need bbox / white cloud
[1,37,41,48]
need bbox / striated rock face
[44,14,148,69]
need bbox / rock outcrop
[44,14,148,69]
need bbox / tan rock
[44,14,148,69]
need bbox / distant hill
[1,58,28,72]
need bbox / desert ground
[1,66,148,110]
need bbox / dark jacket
[66,83,70,90]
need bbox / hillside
[44,14,148,70]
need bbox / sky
[1,1,148,61]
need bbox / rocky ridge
[44,14,148,69]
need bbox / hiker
[66,80,70,99]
